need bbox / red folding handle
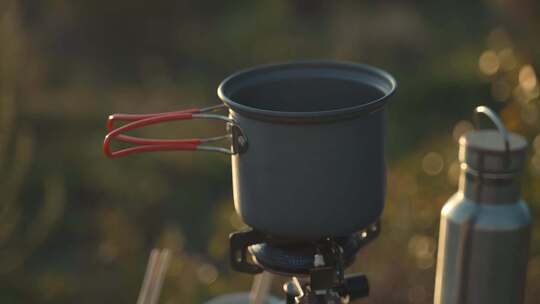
[106,109,200,131]
[103,110,203,158]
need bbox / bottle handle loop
[473,106,511,168]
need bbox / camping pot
[103,61,396,240]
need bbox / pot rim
[217,60,396,122]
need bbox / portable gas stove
[226,221,380,303]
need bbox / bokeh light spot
[479,50,500,76]
[197,263,218,285]
[422,152,444,175]
[408,235,435,270]
[519,65,538,92]
[408,235,435,258]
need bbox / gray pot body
[218,61,396,240]
[229,110,385,239]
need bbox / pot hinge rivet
[231,124,248,154]
[237,136,246,147]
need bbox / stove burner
[229,220,379,275]
[248,235,362,275]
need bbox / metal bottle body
[434,175,532,304]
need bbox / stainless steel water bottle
[434,106,532,304]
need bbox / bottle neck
[458,170,521,204]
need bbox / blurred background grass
[0,0,539,303]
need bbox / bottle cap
[458,106,528,174]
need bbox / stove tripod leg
[250,272,274,304]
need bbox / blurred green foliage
[0,0,539,303]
